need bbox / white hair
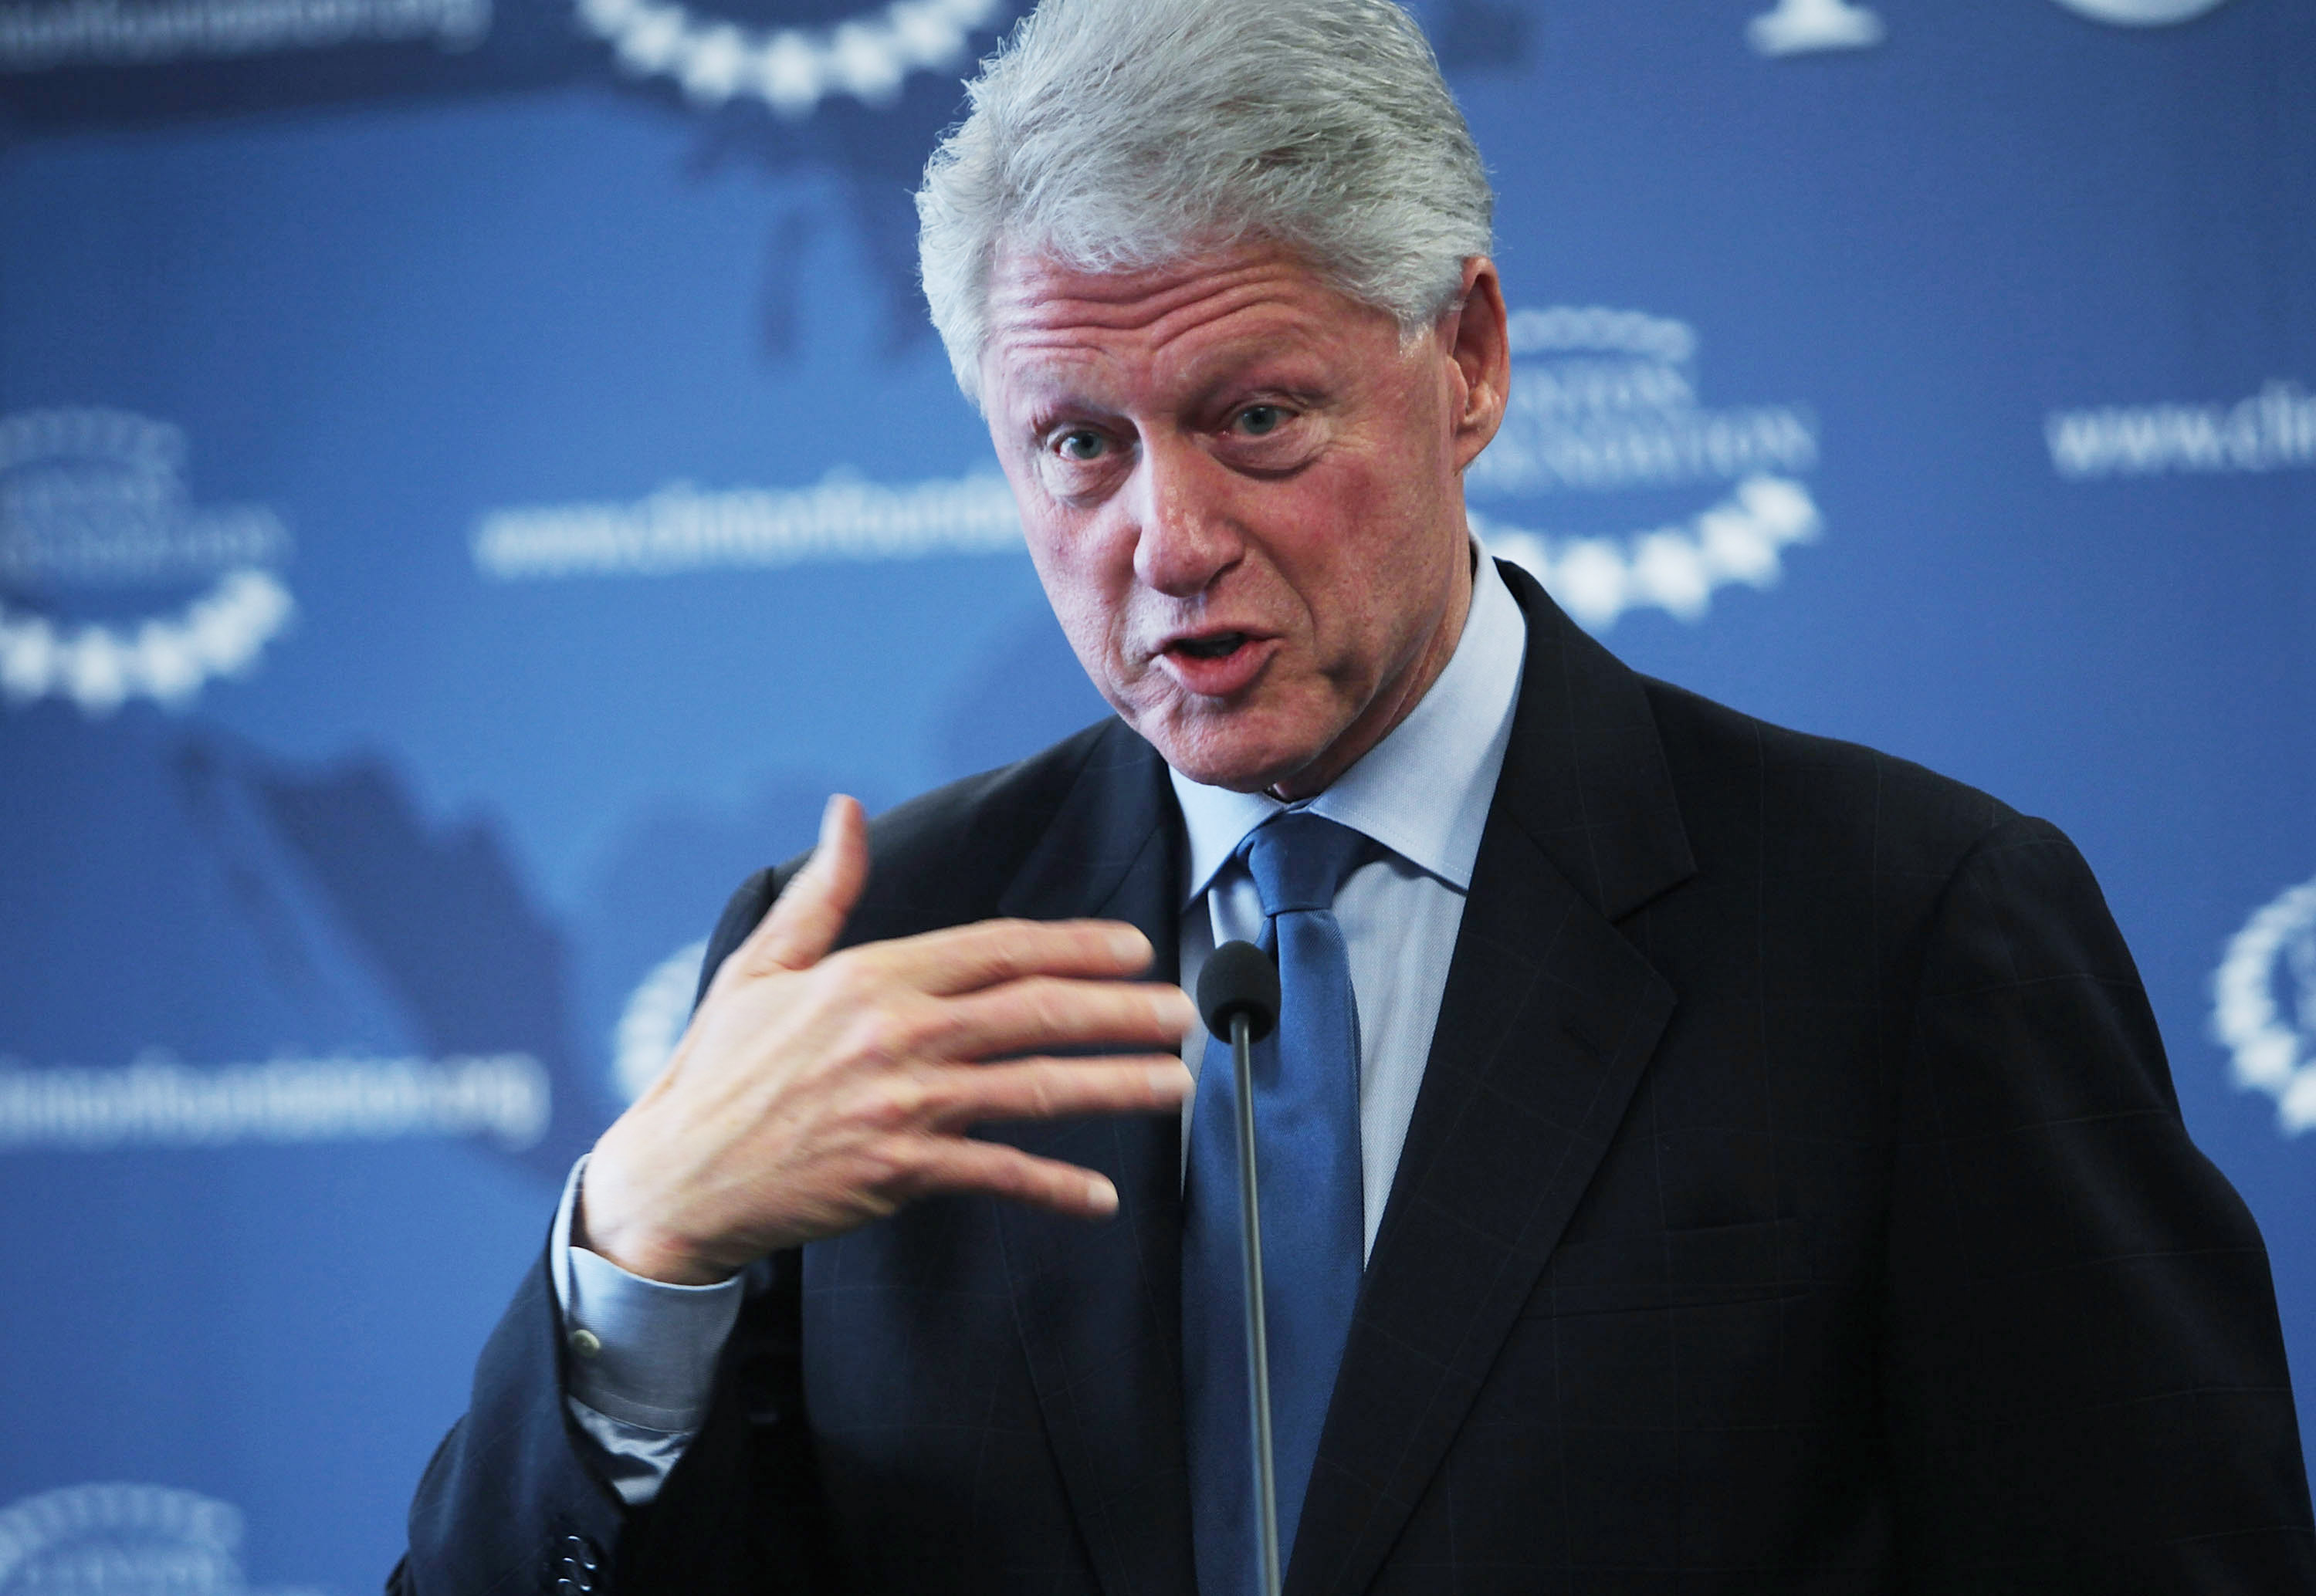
[916,0,1495,404]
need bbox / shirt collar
[1170,546,1529,904]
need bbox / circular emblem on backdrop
[0,1483,318,1595]
[1467,306,1824,631]
[2212,874,2316,1138]
[2046,0,2233,24]
[574,0,1003,117]
[0,408,294,718]
[613,939,709,1102]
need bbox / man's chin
[1133,713,1326,796]
[1176,761,1293,796]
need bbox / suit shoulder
[701,719,1143,973]
[870,715,1120,861]
[1638,675,2031,881]
[847,719,1134,935]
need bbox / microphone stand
[1199,938,1285,1596]
[1227,1006,1285,1596]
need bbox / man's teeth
[1174,633,1246,660]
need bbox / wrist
[575,1153,736,1287]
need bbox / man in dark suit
[395,0,2316,1590]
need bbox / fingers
[923,976,1197,1062]
[925,1055,1194,1130]
[903,1138,1126,1222]
[742,794,869,975]
[721,804,1157,1003]
[878,917,1159,996]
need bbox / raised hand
[577,794,1197,1285]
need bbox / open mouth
[1168,631,1250,660]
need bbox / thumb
[734,793,869,976]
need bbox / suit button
[552,1532,603,1591]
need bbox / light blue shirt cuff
[550,1155,745,1433]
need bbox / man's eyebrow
[1013,388,1128,436]
[1013,368,1325,438]
[994,317,1335,422]
[1178,362,1333,422]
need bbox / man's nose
[1128,438,1241,598]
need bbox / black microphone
[1197,938,1279,1043]
[1198,938,1285,1596]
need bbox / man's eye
[1234,404,1287,437]
[1055,430,1107,462]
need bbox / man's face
[978,242,1508,798]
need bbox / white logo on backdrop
[1746,0,2232,55]
[0,1051,547,1154]
[2213,875,2316,1138]
[1469,306,1823,631]
[574,0,997,117]
[612,940,708,1103]
[0,1483,323,1595]
[0,409,296,716]
[1748,0,1884,56]
[1476,480,1819,634]
[2046,380,2316,481]
[472,469,1023,580]
[0,0,484,72]
[2047,0,2233,23]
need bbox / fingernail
[1149,1063,1192,1101]
[1086,1175,1119,1215]
[1109,927,1150,962]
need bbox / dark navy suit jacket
[396,566,2315,1594]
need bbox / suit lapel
[1289,566,1695,1596]
[986,721,1197,1596]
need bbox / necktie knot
[1242,810,1370,917]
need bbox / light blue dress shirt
[1170,549,1526,1260]
[554,548,1528,1506]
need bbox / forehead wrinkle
[987,258,1364,420]
[987,245,1293,326]
[1001,306,1322,397]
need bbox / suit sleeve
[393,1245,629,1596]
[1881,815,2316,1591]
[394,867,843,1595]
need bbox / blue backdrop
[2,0,2311,1587]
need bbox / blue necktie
[1183,810,1370,1596]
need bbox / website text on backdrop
[393,0,2316,1590]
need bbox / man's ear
[1440,257,1510,472]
